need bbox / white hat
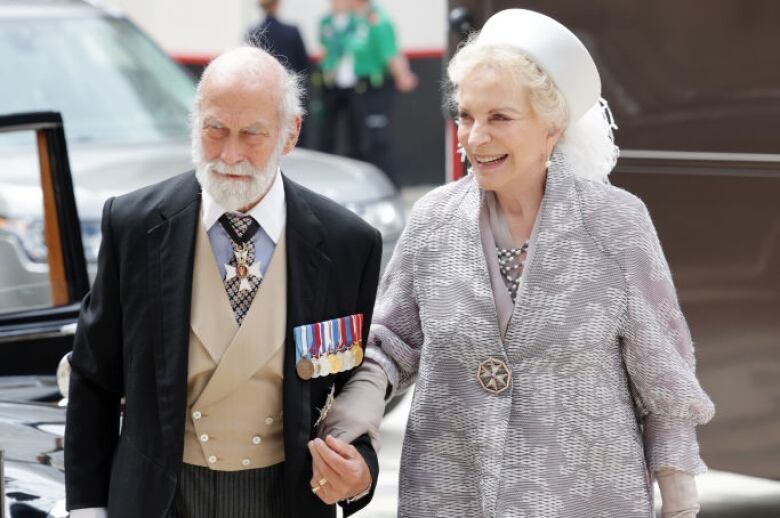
[476,9,600,124]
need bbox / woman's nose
[468,121,491,147]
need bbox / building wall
[106,0,446,57]
[104,0,449,186]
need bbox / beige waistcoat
[183,223,287,471]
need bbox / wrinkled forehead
[199,75,283,127]
[455,65,530,111]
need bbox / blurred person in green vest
[350,0,416,187]
[317,0,416,186]
[317,0,360,159]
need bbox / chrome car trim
[0,322,76,344]
[1,448,5,518]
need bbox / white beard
[193,140,283,212]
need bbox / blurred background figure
[317,0,360,159]
[247,0,312,146]
[351,0,417,187]
[317,0,418,187]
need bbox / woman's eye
[490,113,510,121]
[457,113,472,123]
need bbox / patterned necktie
[219,213,263,325]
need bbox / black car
[1,112,79,517]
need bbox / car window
[0,134,62,313]
[0,15,196,147]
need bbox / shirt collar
[200,168,286,244]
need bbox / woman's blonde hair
[447,35,569,131]
[446,34,619,183]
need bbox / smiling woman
[319,9,714,518]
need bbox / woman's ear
[546,126,564,155]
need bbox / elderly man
[65,47,381,518]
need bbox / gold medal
[329,353,342,374]
[352,342,364,366]
[296,358,314,380]
[335,351,348,372]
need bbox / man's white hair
[190,45,305,146]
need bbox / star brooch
[477,357,511,394]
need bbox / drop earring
[545,158,552,169]
[457,144,467,163]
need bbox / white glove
[656,469,700,518]
[318,357,388,451]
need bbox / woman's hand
[308,435,372,505]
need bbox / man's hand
[308,435,372,505]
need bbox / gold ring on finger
[318,478,329,487]
[311,485,320,494]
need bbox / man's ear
[282,116,302,155]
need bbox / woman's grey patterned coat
[366,156,715,517]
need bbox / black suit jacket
[65,173,382,517]
[248,17,310,76]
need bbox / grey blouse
[366,153,714,517]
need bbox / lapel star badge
[477,357,511,394]
[225,247,262,292]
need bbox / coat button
[208,455,217,464]
[242,458,251,466]
[252,435,262,445]
[200,434,209,443]
[265,417,274,425]
[192,411,202,420]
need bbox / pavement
[341,185,780,518]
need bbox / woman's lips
[473,154,508,170]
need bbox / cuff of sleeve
[644,415,707,475]
[345,479,373,504]
[69,508,109,518]
[365,332,401,400]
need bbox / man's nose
[219,136,244,165]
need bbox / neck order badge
[294,314,364,380]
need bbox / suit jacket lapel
[147,173,201,469]
[280,175,331,509]
[190,222,238,363]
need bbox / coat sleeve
[65,198,124,510]
[620,201,715,475]
[339,228,383,516]
[364,208,425,400]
